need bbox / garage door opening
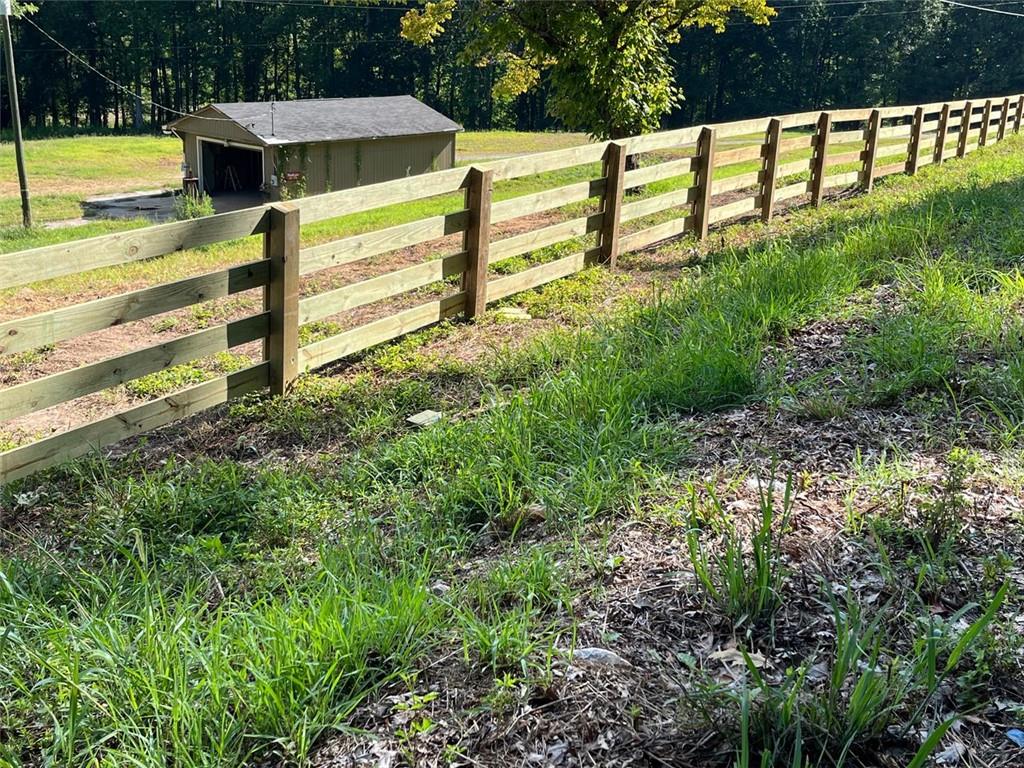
[200,141,263,196]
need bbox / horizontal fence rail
[1,91,1022,484]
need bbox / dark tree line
[2,0,1023,137]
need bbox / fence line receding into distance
[1,93,1021,483]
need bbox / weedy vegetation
[2,135,1024,766]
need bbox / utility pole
[2,0,31,228]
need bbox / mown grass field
[2,132,1024,767]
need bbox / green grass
[2,134,1024,767]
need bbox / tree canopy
[401,1,774,139]
[2,1,1023,138]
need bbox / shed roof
[168,96,461,146]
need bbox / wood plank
[777,110,829,129]
[907,106,925,174]
[623,157,697,190]
[0,363,269,485]
[811,112,832,207]
[624,126,702,153]
[708,195,761,225]
[299,210,469,276]
[483,143,608,181]
[291,167,470,224]
[0,313,268,422]
[862,105,915,120]
[0,206,269,292]
[980,99,993,145]
[1016,95,1024,133]
[957,101,973,158]
[598,143,627,267]
[620,188,696,223]
[776,158,813,177]
[826,149,864,167]
[761,118,783,222]
[0,260,268,357]
[694,127,717,240]
[829,129,866,143]
[619,216,695,253]
[265,203,300,396]
[711,170,763,195]
[490,178,605,224]
[463,167,493,319]
[875,142,910,159]
[299,253,466,325]
[875,124,913,140]
[998,97,1010,140]
[934,103,951,164]
[298,294,464,372]
[828,108,873,122]
[777,180,812,202]
[863,109,882,192]
[876,161,907,177]
[823,170,861,189]
[489,212,603,263]
[487,250,593,303]
[713,144,765,167]
[778,134,815,153]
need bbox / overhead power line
[938,0,1024,14]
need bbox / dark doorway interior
[200,142,263,195]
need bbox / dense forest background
[3,0,1024,137]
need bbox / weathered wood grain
[0,260,268,357]
[0,206,269,292]
[0,363,269,484]
[0,313,268,421]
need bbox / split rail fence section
[1,93,1022,483]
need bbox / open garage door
[199,141,264,196]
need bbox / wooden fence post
[463,166,493,320]
[862,109,881,193]
[694,126,717,240]
[760,118,783,222]
[980,99,993,146]
[998,97,1010,141]
[957,101,972,158]
[265,202,300,397]
[598,142,627,267]
[933,103,951,164]
[1016,94,1024,133]
[906,106,925,175]
[810,111,832,207]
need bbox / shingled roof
[171,95,461,146]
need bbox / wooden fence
[1,93,1022,484]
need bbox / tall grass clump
[0,543,442,767]
[728,583,1007,767]
[686,475,793,628]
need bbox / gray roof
[195,96,461,145]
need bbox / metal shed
[166,95,462,204]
